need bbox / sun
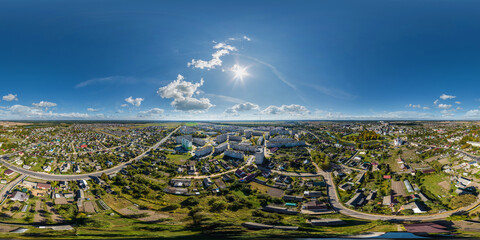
[231,64,249,81]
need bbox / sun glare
[231,64,249,81]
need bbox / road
[0,126,180,181]
[321,168,480,221]
[175,156,255,179]
[304,129,480,221]
[413,142,480,161]
[0,174,26,205]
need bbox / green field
[421,174,450,203]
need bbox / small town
[2,0,479,238]
[0,120,479,238]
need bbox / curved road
[304,129,480,221]
[0,126,179,181]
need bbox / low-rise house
[4,169,14,176]
[402,201,427,214]
[37,183,51,190]
[23,180,37,189]
[346,192,365,207]
[339,183,353,191]
[302,200,329,212]
[170,179,191,187]
[310,218,345,226]
[283,195,304,202]
[383,195,396,207]
[366,190,377,201]
[263,205,298,215]
[304,191,323,198]
[203,177,213,188]
[10,191,29,202]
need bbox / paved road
[321,169,480,221]
[414,142,480,161]
[0,126,180,181]
[0,174,25,205]
[304,129,480,221]
[176,156,255,179]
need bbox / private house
[346,192,365,207]
[10,191,29,202]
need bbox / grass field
[166,153,192,165]
[421,173,450,203]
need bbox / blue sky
[1,0,480,120]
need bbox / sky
[1,0,480,120]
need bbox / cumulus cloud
[137,108,164,118]
[32,101,57,108]
[157,74,213,112]
[441,109,455,117]
[243,35,251,41]
[187,41,237,70]
[87,108,99,112]
[2,94,18,101]
[455,101,461,104]
[7,104,89,119]
[262,104,310,115]
[466,109,480,118]
[120,104,128,107]
[225,102,259,114]
[125,96,144,107]
[434,99,439,105]
[438,104,452,109]
[440,94,456,100]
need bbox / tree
[188,207,205,226]
[181,197,200,207]
[100,173,109,182]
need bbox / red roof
[80,144,88,148]
[4,169,14,175]
[383,175,391,179]
[37,183,51,190]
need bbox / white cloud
[455,101,461,104]
[406,104,421,109]
[243,35,251,41]
[440,94,456,100]
[187,42,237,70]
[87,108,99,112]
[434,99,439,105]
[313,110,435,120]
[124,96,144,107]
[423,106,430,110]
[466,109,480,118]
[441,109,454,117]
[225,102,259,114]
[32,101,57,108]
[120,104,128,107]
[438,104,452,109]
[157,74,214,112]
[7,104,89,119]
[262,104,310,115]
[137,108,164,118]
[2,94,18,101]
